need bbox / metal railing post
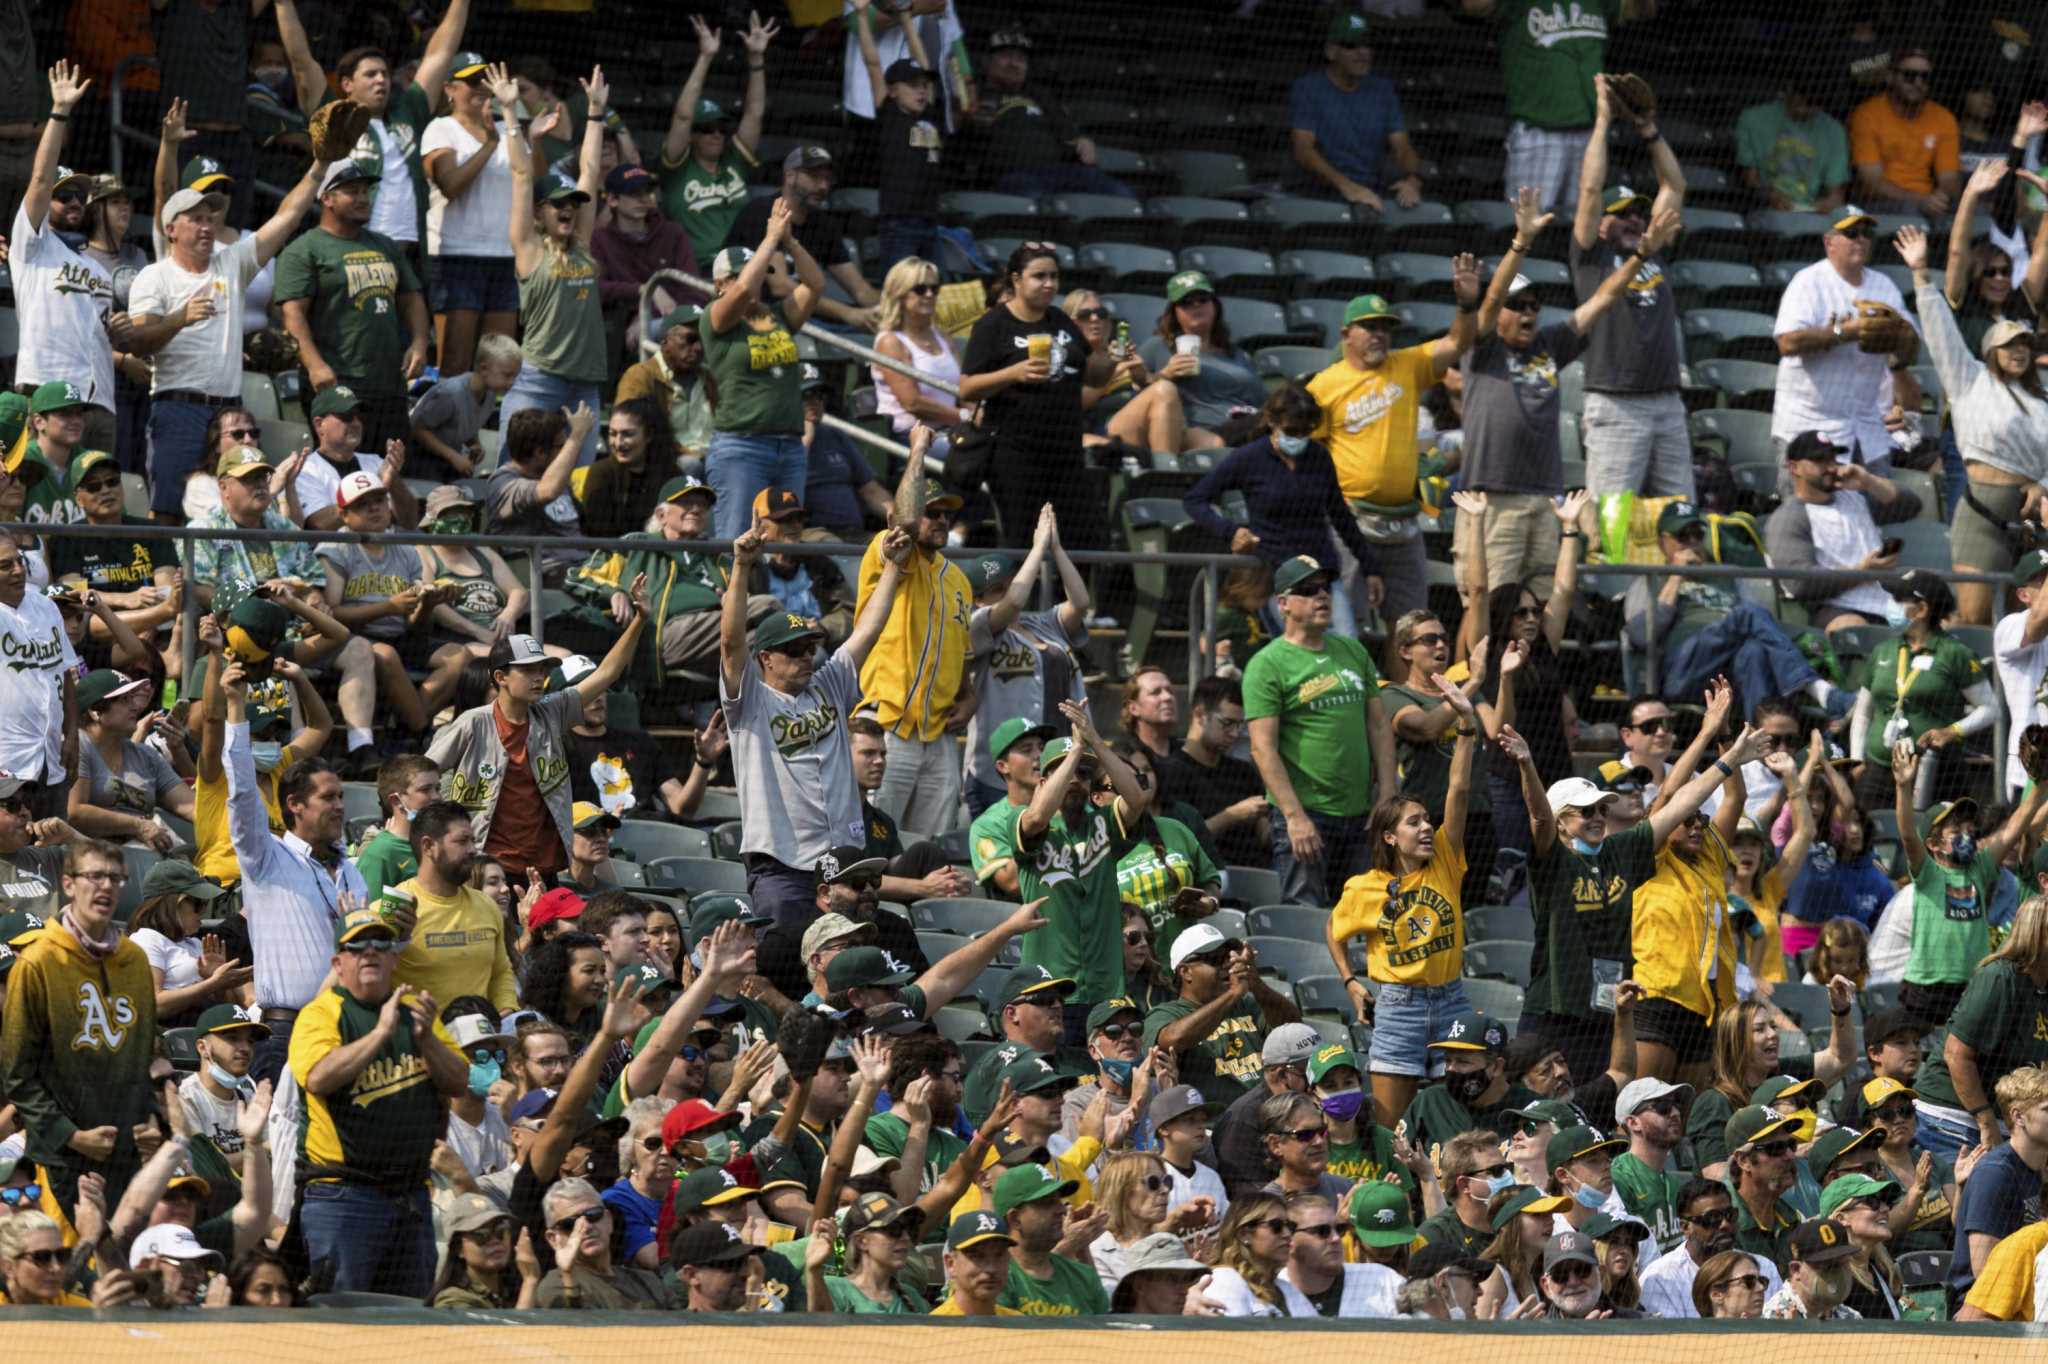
[529,551,544,645]
[180,530,199,686]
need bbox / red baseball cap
[660,1098,742,1149]
[529,887,587,932]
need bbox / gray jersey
[962,607,1083,793]
[317,541,424,640]
[721,644,865,869]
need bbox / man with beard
[1610,1077,1691,1250]
[995,1162,1109,1315]
[756,846,930,1005]
[1764,431,1919,630]
[1726,1105,1805,1268]
[1762,1218,1863,1319]
[726,146,882,332]
[1060,998,1148,1144]
[392,800,516,1013]
[1847,46,1960,216]
[1640,1177,1783,1316]
[1398,1010,1537,1156]
[672,1220,755,1311]
[1536,1229,1647,1318]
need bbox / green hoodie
[564,533,730,684]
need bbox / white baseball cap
[448,1013,515,1050]
[1545,777,1616,816]
[335,470,385,508]
[1168,922,1231,971]
[1615,1076,1693,1123]
[129,1222,223,1269]
[159,185,226,230]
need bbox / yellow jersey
[1308,346,1438,505]
[191,743,299,884]
[1329,835,1466,988]
[1631,829,1739,1021]
[950,1136,1102,1223]
[1736,866,1789,985]
[857,535,972,742]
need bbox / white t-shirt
[132,927,203,990]
[1205,1265,1283,1317]
[129,234,264,397]
[177,1072,245,1157]
[10,200,115,409]
[841,0,963,125]
[1772,259,1918,461]
[1638,1244,1780,1318]
[445,1103,511,1179]
[1995,607,2048,796]
[291,450,388,524]
[0,591,80,781]
[1866,884,1916,984]
[1275,1262,1401,1318]
[420,117,516,258]
[367,117,420,243]
[1163,1156,1230,1225]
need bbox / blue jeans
[250,1013,296,1090]
[1910,1100,1983,1162]
[1486,766,1532,858]
[1661,603,1820,719]
[145,397,217,515]
[707,432,807,540]
[299,1182,435,1298]
[1268,805,1374,906]
[877,215,939,275]
[1940,428,1965,525]
[1368,980,1472,1078]
[746,854,821,931]
[500,365,603,468]
[995,164,1138,199]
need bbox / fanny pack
[1348,498,1421,544]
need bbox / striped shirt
[855,535,971,742]
[225,722,367,1009]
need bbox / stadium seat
[1689,407,1777,466]
[1247,935,1332,982]
[1247,904,1329,941]
[1465,939,1532,986]
[1178,245,1281,300]
[1250,197,1359,252]
[1694,357,1779,410]
[1747,209,1833,260]
[913,898,1016,936]
[1670,260,1770,311]
[1206,907,1247,940]
[938,191,1040,236]
[342,781,382,823]
[1295,974,1357,1023]
[1377,252,1459,302]
[1682,308,1780,363]
[1453,198,1518,247]
[1218,296,1295,349]
[1157,149,1251,198]
[606,860,648,889]
[1120,496,1193,670]
[1766,980,1841,1031]
[1372,201,1457,254]
[1254,345,1331,383]
[240,371,281,421]
[691,789,743,822]
[1395,300,1459,343]
[1100,292,1169,331]
[1279,249,1379,299]
[1067,96,1145,137]
[917,930,971,963]
[1889,466,1942,522]
[1045,192,1147,242]
[644,856,748,895]
[1080,242,1179,292]
[1146,195,1257,248]
[1287,297,1349,346]
[122,473,150,519]
[1487,254,1571,305]
[1466,903,1535,943]
[609,821,712,864]
[710,820,743,861]
[1224,865,1284,907]
[1895,1250,1950,1289]
[931,1001,989,1046]
[1888,519,1951,572]
[1674,207,1754,263]
[1462,976,1526,1022]
[966,965,1011,1012]
[261,418,313,465]
[116,846,161,921]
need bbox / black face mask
[1447,1068,1491,1106]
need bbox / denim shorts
[1367,979,1472,1078]
[430,253,520,314]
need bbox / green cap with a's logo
[449,51,488,80]
[1327,10,1371,42]
[1272,555,1328,595]
[66,449,117,494]
[959,552,1016,595]
[31,380,87,414]
[751,611,826,653]
[988,716,1054,763]
[310,384,364,419]
[1656,500,1704,536]
[1348,1182,1417,1246]
[1164,269,1214,303]
[182,156,232,191]
[2014,549,2048,587]
[1343,293,1398,325]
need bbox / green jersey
[1905,848,2000,986]
[1115,815,1220,957]
[1493,0,1616,130]
[1862,632,1985,762]
[1610,1151,1685,1249]
[1525,822,1657,1019]
[702,299,805,435]
[864,1111,966,1195]
[1397,1082,1539,1166]
[1241,633,1382,816]
[1016,801,1135,1003]
[1418,1208,1492,1257]
[1911,960,2048,1109]
[659,142,757,265]
[970,796,1027,892]
[324,84,432,244]
[999,1255,1110,1316]
[353,828,416,903]
[1142,993,1266,1108]
[1326,1123,1417,1198]
[823,1272,929,1314]
[271,228,423,397]
[1381,682,1457,813]
[518,243,608,384]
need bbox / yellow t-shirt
[949,1137,1101,1224]
[191,743,298,884]
[391,877,519,1013]
[1308,346,1438,505]
[928,1299,1024,1316]
[857,536,972,742]
[1737,866,1789,985]
[1328,834,1467,988]
[1962,1219,2048,1320]
[1631,829,1738,1021]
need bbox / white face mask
[1273,433,1310,457]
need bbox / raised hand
[732,523,766,567]
[1451,251,1481,306]
[1641,208,1682,255]
[528,105,565,143]
[1964,157,2009,200]
[897,1074,934,1128]
[162,97,195,144]
[700,917,757,990]
[49,59,91,113]
[1449,488,1488,518]
[1890,736,1920,788]
[515,1227,543,1282]
[599,971,648,1040]
[1496,723,1532,765]
[580,66,610,118]
[764,195,793,247]
[1511,185,1555,244]
[879,525,913,566]
[1894,224,1928,270]
[485,62,520,111]
[1431,671,1476,721]
[804,1219,837,1271]
[1703,675,1734,733]
[73,1171,107,1246]
[1760,749,1800,781]
[850,1032,891,1090]
[1058,697,1100,749]
[237,1078,274,1147]
[2019,101,2048,142]
[742,10,781,54]
[1002,897,1049,939]
[1499,638,1527,675]
[691,15,723,59]
[1555,487,1590,527]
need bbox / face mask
[467,1056,502,1098]
[251,741,284,772]
[1570,1180,1608,1212]
[1447,1068,1491,1106]
[1483,1169,1517,1198]
[1098,1056,1136,1087]
[1445,1304,1468,1321]
[1273,433,1310,457]
[1318,1088,1365,1123]
[205,1061,255,1099]
[252,65,293,96]
[1882,597,1908,628]
[696,1132,735,1165]
[1947,834,1977,863]
[1569,836,1601,856]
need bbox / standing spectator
[1379,612,1484,825]
[420,53,518,381]
[487,405,597,580]
[592,163,702,364]
[289,905,469,1297]
[1139,272,1270,441]
[1849,46,1960,216]
[393,801,518,1014]
[728,146,885,334]
[658,13,772,267]
[11,64,115,453]
[1859,575,2000,808]
[960,243,1113,548]
[872,258,964,443]
[1763,432,1918,633]
[1571,77,1689,501]
[1940,128,2048,356]
[1456,189,1675,605]
[1287,11,1423,207]
[1723,1105,1803,1268]
[20,382,92,522]
[1998,552,2048,797]
[284,385,418,532]
[1737,72,1851,213]
[851,0,944,272]
[409,335,523,482]
[858,439,973,836]
[969,718,1050,899]
[1465,0,1629,212]
[356,754,437,901]
[616,308,714,464]
[1947,1066,2048,1309]
[1156,676,1268,872]
[700,205,824,539]
[0,539,78,799]
[496,62,614,469]
[1306,273,1477,631]
[176,1001,267,1172]
[964,28,1131,199]
[1245,555,1395,906]
[0,837,156,1219]
[1771,210,1922,465]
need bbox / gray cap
[1542,1229,1599,1273]
[1116,1232,1207,1278]
[1148,1083,1206,1129]
[1615,1076,1693,1124]
[1261,1022,1320,1067]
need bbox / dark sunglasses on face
[1550,1261,1596,1284]
[841,874,883,892]
[1095,1021,1140,1040]
[1627,716,1670,734]
[1074,307,1107,321]
[1716,1273,1766,1292]
[1896,67,1931,82]
[679,1044,710,1062]
[908,283,938,296]
[550,1206,606,1234]
[1295,1222,1341,1240]
[78,476,121,494]
[1984,264,2014,278]
[51,191,84,205]
[1840,227,1874,241]
[639,1135,665,1153]
[1246,1217,1297,1236]
[1753,1139,1797,1158]
[1123,929,1149,945]
[772,642,818,660]
[1504,298,1542,314]
[1140,1174,1169,1193]
[1283,1124,1329,1144]
[1287,580,1332,599]
[1873,1102,1915,1123]
[1511,605,1539,620]
[1640,1097,1682,1118]
[224,426,260,440]
[338,938,399,955]
[1175,293,1216,307]
[1684,1207,1735,1228]
[1406,631,1447,648]
[17,1248,67,1268]
[0,1184,42,1206]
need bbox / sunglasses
[16,1247,67,1268]
[1246,1217,1297,1236]
[1175,293,1216,307]
[1839,227,1874,241]
[1626,716,1670,734]
[0,796,33,815]
[1188,948,1233,967]
[771,642,819,660]
[467,1046,508,1066]
[1504,298,1542,314]
[550,1206,606,1234]
[1984,264,2014,278]
[1684,1207,1735,1229]
[52,190,85,206]
[1123,929,1150,945]
[0,1184,42,1206]
[908,283,937,296]
[1715,1273,1766,1292]
[1896,67,1932,82]
[1140,1174,1170,1193]
[78,476,121,494]
[1467,1162,1511,1181]
[1517,1118,1557,1137]
[1638,1097,1683,1118]
[639,1135,665,1153]
[1406,631,1447,648]
[839,874,882,892]
[339,937,400,955]
[1074,307,1107,321]
[1295,1222,1341,1240]
[1752,1139,1797,1159]
[1095,1021,1140,1041]
[1549,1260,1596,1284]
[1872,1102,1915,1124]
[679,1044,711,1062]
[1285,581,1332,599]
[1282,1124,1330,1144]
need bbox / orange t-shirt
[486,704,563,875]
[1848,95,1959,195]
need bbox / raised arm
[1943,159,2010,309]
[1427,253,1483,372]
[1981,779,2047,865]
[844,526,913,670]
[492,63,543,275]
[986,506,1055,637]
[1432,675,1479,853]
[1480,188,1553,337]
[572,573,650,700]
[719,524,763,697]
[909,900,1047,1013]
[1542,489,1588,648]
[1019,728,1080,843]
[1572,210,1679,335]
[1571,76,1617,252]
[706,198,787,333]
[1071,699,1148,820]
[216,665,276,878]
[620,920,753,1102]
[736,11,775,152]
[664,18,722,165]
[1765,748,1815,885]
[272,0,326,117]
[23,62,90,235]
[850,0,888,113]
[155,99,191,234]
[537,402,596,506]
[1901,225,1985,400]
[1646,726,1762,848]
[1649,678,1734,818]
[530,976,645,1181]
[572,67,608,247]
[411,0,473,107]
[1044,510,1091,637]
[251,153,330,265]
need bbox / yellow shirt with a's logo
[1308,347,1437,504]
[1329,834,1467,987]
[856,537,972,742]
[1632,829,1739,1022]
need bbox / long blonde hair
[1216,1193,1288,1307]
[877,257,940,336]
[1983,894,2048,974]
[1098,1150,1168,1243]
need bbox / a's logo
[975,1213,1000,1233]
[1445,1018,1466,1040]
[72,980,136,1051]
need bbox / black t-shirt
[972,87,1076,170]
[878,102,943,218]
[761,906,932,1006]
[48,516,181,592]
[565,725,677,819]
[1569,236,1679,395]
[962,304,1091,460]
[725,195,852,269]
[1478,645,1572,785]
[1156,747,1266,869]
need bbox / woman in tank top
[871,256,962,437]
[417,484,531,655]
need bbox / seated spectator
[285,385,421,533]
[1390,1240,1486,1321]
[592,162,702,361]
[186,447,321,609]
[429,1192,535,1308]
[355,755,437,900]
[658,12,773,266]
[1147,925,1302,1109]
[408,334,523,481]
[49,450,182,653]
[489,404,597,580]
[1536,1228,1645,1318]
[1691,1247,1772,1318]
[1287,11,1422,208]
[1856,575,1998,808]
[558,657,706,822]
[19,381,91,523]
[1738,71,1852,212]
[1764,432,1919,633]
[318,471,452,746]
[1139,273,1269,438]
[799,365,890,538]
[175,406,263,526]
[128,861,247,1034]
[414,486,530,665]
[727,145,882,332]
[616,307,714,464]
[674,1221,758,1311]
[580,398,680,541]
[1763,1217,1863,1319]
[747,488,855,644]
[815,1190,931,1313]
[966,29,1134,198]
[69,669,193,853]
[535,1174,678,1308]
[1849,47,1960,215]
[1063,288,1208,453]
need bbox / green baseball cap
[0,908,49,946]
[182,155,233,191]
[1545,1124,1626,1171]
[751,610,827,653]
[946,1209,1015,1252]
[988,716,1055,764]
[1603,184,1651,214]
[1307,1041,1360,1085]
[1490,1185,1573,1230]
[31,380,87,414]
[997,1054,1076,1096]
[1918,798,1978,844]
[140,859,226,903]
[1343,293,1398,325]
[2013,549,2048,588]
[309,384,365,420]
[1328,10,1371,42]
[538,172,591,205]
[684,893,765,949]
[449,51,488,80]
[1817,1172,1900,1219]
[195,1003,270,1038]
[614,961,671,994]
[1724,1104,1801,1151]
[959,552,1017,596]
[921,478,963,511]
[992,1163,1077,1218]
[674,1165,757,1213]
[1505,1098,1585,1129]
[1750,1075,1823,1109]
[1656,499,1705,536]
[1272,555,1328,595]
[76,668,150,714]
[693,97,733,126]
[660,472,717,505]
[1807,1124,1883,1179]
[1164,269,1215,303]
[998,963,1076,1007]
[223,596,293,664]
[1084,996,1141,1034]
[1347,1181,1417,1247]
[65,449,118,495]
[1038,736,1079,771]
[824,944,915,993]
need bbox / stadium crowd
[1,0,2047,1329]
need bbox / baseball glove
[307,98,373,164]
[1609,72,1658,122]
[776,1004,837,1084]
[1855,300,1915,355]
[2021,724,2048,784]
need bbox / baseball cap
[570,801,621,833]
[76,668,150,714]
[1656,499,1705,536]
[1545,1124,1626,1171]
[992,1164,1077,1218]
[422,484,480,523]
[751,610,827,654]
[998,1054,1077,1097]
[1348,1181,1418,1246]
[1307,1041,1360,1085]
[447,1011,516,1051]
[674,1165,758,1214]
[1505,1098,1584,1129]
[1817,1173,1901,1220]
[920,477,964,511]
[1544,776,1616,815]
[751,486,805,522]
[799,362,829,393]
[333,905,395,947]
[0,908,44,948]
[782,144,834,173]
[846,1190,924,1238]
[1085,997,1141,1035]
[221,597,291,669]
[1490,1185,1573,1230]
[317,161,379,196]
[988,716,1055,763]
[1830,205,1876,233]
[998,963,1076,1007]
[140,860,225,903]
[861,1002,926,1037]
[1429,1009,1507,1054]
[537,172,591,205]
[1037,736,1078,771]
[1918,797,1978,844]
[181,156,232,192]
[1861,1075,1918,1108]
[1603,184,1650,214]
[1328,10,1371,42]
[1784,430,1841,465]
[1343,293,1399,325]
[1615,1077,1692,1123]
[1149,1083,1207,1129]
[447,51,489,80]
[798,911,873,960]
[1504,273,1537,301]
[31,380,87,414]
[1580,1210,1652,1242]
[505,1087,559,1125]
[959,552,1017,596]
[65,449,117,496]
[527,887,587,932]
[215,443,273,478]
[946,1208,1014,1252]
[1806,1124,1882,1179]
[671,1220,753,1267]
[613,961,670,998]
[660,473,717,505]
[129,1223,223,1269]
[159,186,226,230]
[989,27,1033,50]
[1983,317,2034,359]
[815,846,889,886]
[2011,549,2048,588]
[1888,569,1955,619]
[604,163,654,196]
[693,97,733,126]
[310,384,365,420]
[1786,1217,1858,1266]
[684,894,768,948]
[654,304,703,343]
[1751,1074,1823,1108]
[195,1002,270,1038]
[711,245,754,282]
[882,58,931,86]
[1274,554,1330,596]
[1262,1022,1321,1067]
[661,1098,741,1149]
[444,1190,511,1235]
[1164,270,1215,303]
[1725,1104,1800,1151]
[489,633,552,670]
[1168,922,1232,971]
[334,470,385,509]
[824,944,915,993]
[1410,1242,1494,1280]
[1541,1229,1598,1274]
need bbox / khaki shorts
[1451,491,1561,602]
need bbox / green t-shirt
[1417,1207,1491,1257]
[1609,1151,1685,1249]
[1142,993,1265,1107]
[1381,682,1456,813]
[353,828,416,902]
[1525,822,1657,1019]
[970,797,1027,892]
[1325,1123,1417,1198]
[1905,848,2000,986]
[824,1272,929,1314]
[1493,0,1616,130]
[702,299,805,435]
[518,243,609,384]
[1016,802,1135,1004]
[1397,1082,1539,1165]
[1734,101,1850,209]
[999,1254,1110,1316]
[864,1111,967,1195]
[960,1041,1094,1127]
[1911,960,2048,1108]
[660,143,758,265]
[271,227,423,397]
[1686,1056,1810,1173]
[1240,633,1382,817]
[1861,633,1985,763]
[1115,815,1221,957]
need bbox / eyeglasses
[1752,1139,1797,1159]
[1872,1102,1915,1124]
[1757,732,1799,750]
[1210,715,1247,732]
[1406,631,1447,648]
[467,1046,508,1066]
[1138,1174,1170,1193]
[16,1247,67,1268]
[1095,1021,1139,1040]
[1123,929,1150,945]
[77,477,121,494]
[1282,1124,1329,1144]
[550,1206,606,1234]
[1175,293,1216,307]
[1683,1207,1735,1229]
[936,1069,964,1083]
[1467,1163,1511,1181]
[0,1184,42,1206]
[679,1044,710,1062]
[1714,1273,1766,1293]
[1245,1217,1297,1236]
[1896,67,1932,82]
[1295,1222,1341,1240]
[908,283,937,296]
[1285,581,1332,599]
[1504,298,1542,314]
[1074,307,1107,321]
[1549,1260,1596,1284]
[1626,716,1669,734]
[70,869,128,885]
[1638,1097,1683,1118]
[1188,948,1232,968]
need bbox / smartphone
[1880,537,1903,557]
